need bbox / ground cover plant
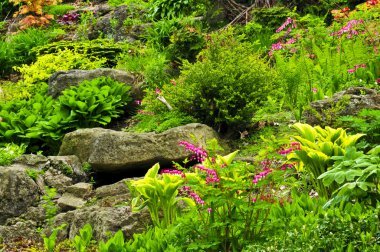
[0,0,379,251]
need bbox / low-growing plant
[15,49,107,87]
[319,146,380,208]
[127,110,196,133]
[74,224,94,252]
[43,4,75,16]
[0,143,26,166]
[337,109,380,147]
[288,123,365,198]
[128,163,194,228]
[41,187,58,225]
[40,224,66,252]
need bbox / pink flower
[160,169,185,178]
[134,100,142,105]
[155,88,161,94]
[312,87,317,93]
[348,68,355,73]
[170,79,177,86]
[207,208,212,213]
[252,198,257,203]
[179,141,208,162]
[276,17,294,33]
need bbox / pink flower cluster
[160,169,186,178]
[280,163,295,170]
[189,192,204,205]
[347,64,367,73]
[179,141,208,162]
[276,17,296,33]
[278,142,301,155]
[252,167,272,184]
[195,165,220,184]
[268,38,297,56]
[331,19,364,38]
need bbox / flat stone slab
[58,123,219,173]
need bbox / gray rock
[43,169,73,194]
[303,87,380,126]
[53,205,150,241]
[57,194,87,211]
[58,123,219,173]
[47,68,140,99]
[0,220,40,242]
[95,178,132,207]
[14,154,48,168]
[0,165,41,225]
[66,183,93,199]
[46,155,88,183]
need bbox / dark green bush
[166,29,280,132]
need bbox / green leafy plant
[288,123,365,198]
[165,28,280,132]
[74,224,94,252]
[337,109,380,147]
[41,224,66,252]
[148,0,207,20]
[98,230,126,252]
[43,4,74,16]
[319,146,380,208]
[128,163,194,228]
[42,187,58,225]
[0,143,26,166]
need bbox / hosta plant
[288,123,365,198]
[128,163,195,228]
[319,146,380,208]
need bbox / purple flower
[134,100,142,105]
[155,88,161,94]
[189,192,204,205]
[207,208,212,213]
[312,87,317,93]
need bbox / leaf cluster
[0,77,132,154]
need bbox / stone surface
[53,205,150,241]
[59,123,219,173]
[303,87,380,126]
[46,155,88,183]
[66,183,93,199]
[47,68,140,99]
[43,169,73,194]
[95,179,132,207]
[14,154,48,168]
[0,165,41,225]
[0,221,40,242]
[57,194,87,211]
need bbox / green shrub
[0,143,26,166]
[14,49,107,97]
[148,0,208,20]
[143,17,205,63]
[166,29,280,132]
[33,39,124,68]
[116,46,170,87]
[0,28,53,77]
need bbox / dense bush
[165,29,280,132]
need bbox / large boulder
[0,165,41,224]
[303,87,380,126]
[48,68,141,99]
[59,123,219,173]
